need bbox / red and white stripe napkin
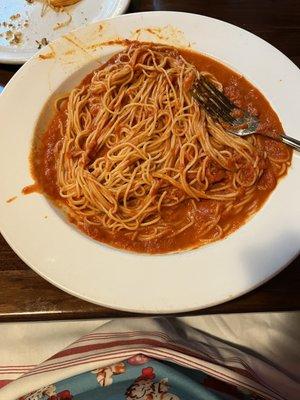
[0,313,299,400]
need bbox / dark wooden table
[0,0,299,321]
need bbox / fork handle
[280,134,300,152]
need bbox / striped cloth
[0,314,299,400]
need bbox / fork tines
[192,75,236,124]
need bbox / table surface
[0,0,299,321]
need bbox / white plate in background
[0,0,129,63]
[0,11,299,313]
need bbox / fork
[192,75,300,151]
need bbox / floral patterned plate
[21,356,262,400]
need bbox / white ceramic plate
[0,0,129,64]
[0,11,299,314]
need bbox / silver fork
[192,75,300,151]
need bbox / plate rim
[0,10,299,314]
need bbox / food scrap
[48,0,81,7]
[22,184,39,195]
[42,0,81,16]
[10,14,21,21]
[0,13,27,46]
[6,196,17,204]
[53,13,72,30]
[5,31,23,45]
[38,49,55,59]
[13,31,23,44]
[36,37,49,49]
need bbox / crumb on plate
[36,37,49,49]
